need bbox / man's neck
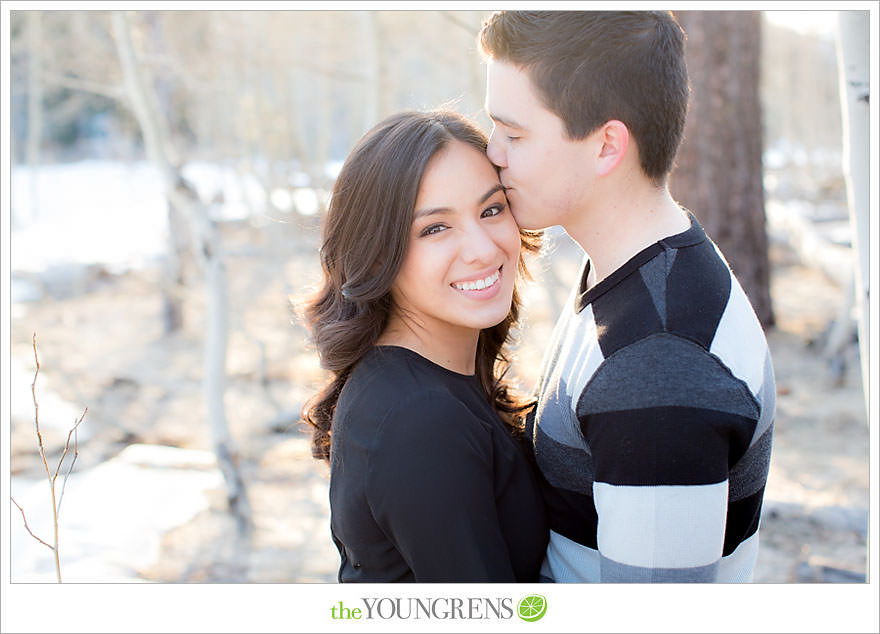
[566,184,690,288]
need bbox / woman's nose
[460,222,499,265]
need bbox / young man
[480,11,775,582]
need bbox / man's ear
[596,120,629,176]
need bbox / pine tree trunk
[671,11,774,328]
[836,11,870,416]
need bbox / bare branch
[292,59,369,83]
[53,407,87,481]
[56,407,87,516]
[439,11,480,35]
[40,70,125,102]
[10,497,55,552]
[31,334,52,482]
[25,333,75,582]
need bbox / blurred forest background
[4,9,872,585]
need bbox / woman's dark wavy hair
[300,109,541,462]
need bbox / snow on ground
[9,159,325,276]
[10,444,223,582]
[11,161,170,274]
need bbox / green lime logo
[517,594,547,622]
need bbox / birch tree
[111,11,252,536]
[835,10,870,415]
[26,11,44,222]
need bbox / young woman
[301,110,549,583]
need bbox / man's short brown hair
[480,11,689,185]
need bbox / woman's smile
[450,266,503,297]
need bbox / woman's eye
[420,223,448,237]
[481,203,506,218]
[506,136,520,143]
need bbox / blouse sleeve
[364,390,516,582]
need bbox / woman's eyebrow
[478,184,505,204]
[414,185,505,219]
[413,205,450,219]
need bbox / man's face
[485,60,597,232]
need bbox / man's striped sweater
[531,213,775,582]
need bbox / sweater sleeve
[578,335,759,582]
[365,391,516,582]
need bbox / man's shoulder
[591,235,769,360]
[579,332,760,416]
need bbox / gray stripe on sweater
[577,332,761,421]
[599,554,720,582]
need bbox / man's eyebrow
[413,185,505,219]
[485,108,524,130]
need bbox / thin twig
[28,333,66,582]
[31,333,53,484]
[40,70,125,102]
[56,407,87,516]
[10,497,54,551]
[53,407,87,481]
[439,11,479,35]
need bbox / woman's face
[389,139,522,340]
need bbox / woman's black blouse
[328,345,549,583]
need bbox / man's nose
[486,129,507,169]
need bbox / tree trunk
[359,11,379,134]
[836,11,870,416]
[670,11,774,328]
[161,184,192,333]
[359,11,391,131]
[27,11,43,222]
[110,11,252,538]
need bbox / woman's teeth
[452,269,500,291]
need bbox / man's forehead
[485,60,538,129]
